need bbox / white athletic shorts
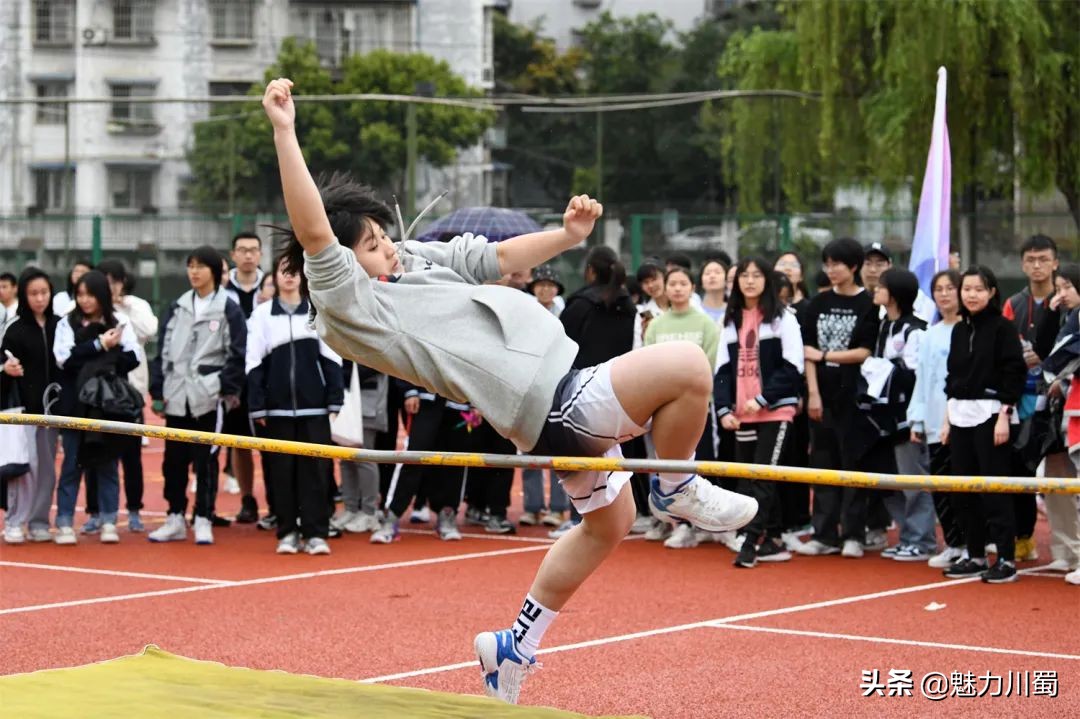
[529,359,650,514]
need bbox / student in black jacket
[559,246,636,369]
[1,268,60,543]
[941,266,1026,584]
[52,271,140,545]
[246,255,343,555]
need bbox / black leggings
[734,421,790,542]
[388,399,469,518]
[929,442,966,549]
[465,418,516,518]
[949,418,1015,562]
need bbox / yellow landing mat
[0,646,648,719]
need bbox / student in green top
[645,267,721,548]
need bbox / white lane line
[710,624,1080,661]
[0,561,232,585]
[398,529,555,544]
[362,573,1029,683]
[0,545,550,616]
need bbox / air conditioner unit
[82,27,108,46]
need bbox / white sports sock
[512,594,557,659]
[656,455,696,494]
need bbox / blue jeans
[522,468,569,514]
[55,430,120,527]
[885,441,938,552]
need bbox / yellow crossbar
[3,412,1079,494]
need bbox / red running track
[1,435,1078,718]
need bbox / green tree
[187,39,493,213]
[717,0,1080,228]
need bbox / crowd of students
[1,231,1078,585]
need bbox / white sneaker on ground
[409,506,431,524]
[664,523,699,549]
[793,539,839,556]
[370,514,399,544]
[1066,568,1080,585]
[54,526,77,545]
[928,546,966,569]
[276,532,301,554]
[1043,558,1076,573]
[841,539,864,558]
[223,474,241,495]
[649,476,758,533]
[193,516,214,545]
[862,529,888,552]
[27,527,52,542]
[436,507,462,541]
[305,537,331,555]
[644,518,673,541]
[330,510,356,531]
[3,526,25,544]
[518,511,540,526]
[344,512,381,533]
[148,513,187,543]
[630,515,653,534]
[100,523,119,543]
[474,629,537,705]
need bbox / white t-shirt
[192,291,215,320]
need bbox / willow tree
[712,0,1079,229]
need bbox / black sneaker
[327,525,342,539]
[210,514,232,528]
[465,507,490,526]
[943,558,987,578]
[734,540,757,568]
[235,496,259,524]
[756,537,793,563]
[484,515,516,534]
[256,514,278,531]
[981,559,1018,584]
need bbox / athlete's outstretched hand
[263,77,295,132]
[563,194,603,243]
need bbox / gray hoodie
[304,233,579,451]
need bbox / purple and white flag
[909,67,952,322]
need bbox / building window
[34,0,74,44]
[109,83,160,132]
[35,82,69,124]
[113,0,156,43]
[108,167,154,210]
[208,81,254,97]
[210,0,254,41]
[290,3,414,67]
[33,169,73,211]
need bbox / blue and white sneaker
[474,629,538,704]
[80,515,101,535]
[649,476,758,533]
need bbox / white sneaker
[409,506,431,524]
[344,512,381,533]
[841,539,864,558]
[54,526,77,545]
[330,510,357,531]
[928,546,966,569]
[1043,558,1076,573]
[474,629,537,704]
[436,507,462,541]
[100,523,120,543]
[370,514,399,544]
[223,474,241,495]
[644,518,673,541]
[630,515,653,534]
[793,539,839,556]
[27,527,52,542]
[694,529,744,553]
[305,537,331,555]
[149,513,187,543]
[193,516,214,545]
[664,523,700,549]
[3,526,25,544]
[862,529,888,552]
[276,532,301,554]
[1066,568,1080,585]
[649,476,758,533]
